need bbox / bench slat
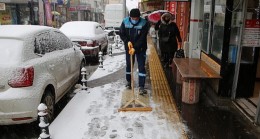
[173,58,221,79]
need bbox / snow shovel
[118,43,152,112]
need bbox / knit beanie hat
[130,8,141,17]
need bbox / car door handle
[49,64,55,70]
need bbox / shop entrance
[231,0,260,123]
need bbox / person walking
[158,13,182,68]
[119,8,149,95]
[149,24,157,45]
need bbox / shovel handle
[130,55,135,100]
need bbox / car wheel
[40,90,55,123]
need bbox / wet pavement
[86,38,260,138]
[164,67,260,139]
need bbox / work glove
[128,41,135,55]
[128,41,133,49]
[129,48,135,55]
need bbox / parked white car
[0,25,85,125]
[60,21,108,62]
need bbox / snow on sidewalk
[49,80,184,139]
[49,40,186,139]
[88,54,126,81]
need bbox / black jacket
[158,21,182,53]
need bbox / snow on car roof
[0,25,53,39]
[59,21,98,37]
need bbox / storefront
[0,0,39,25]
[68,4,91,21]
[50,0,70,27]
[198,0,260,123]
[140,0,164,12]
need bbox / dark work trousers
[162,52,174,65]
[125,50,146,88]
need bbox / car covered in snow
[59,21,108,62]
[0,25,85,125]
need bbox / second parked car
[60,21,108,62]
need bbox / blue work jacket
[119,17,149,53]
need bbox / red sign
[69,7,76,11]
[176,2,190,41]
[169,2,177,15]
[245,20,260,28]
[164,1,190,41]
[2,16,10,20]
[242,20,260,47]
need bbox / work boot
[125,82,131,89]
[139,87,147,95]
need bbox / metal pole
[42,0,46,25]
[231,0,247,100]
[123,0,126,17]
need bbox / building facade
[185,0,260,124]
[0,0,37,25]
[0,0,108,26]
[69,0,107,23]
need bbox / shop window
[202,1,213,53]
[70,12,78,21]
[211,0,227,59]
[202,0,227,60]
[228,0,244,63]
[0,5,12,25]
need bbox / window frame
[52,31,73,50]
[201,0,229,63]
[34,31,51,55]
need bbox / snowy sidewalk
[49,38,187,139]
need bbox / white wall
[188,0,204,58]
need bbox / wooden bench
[172,58,221,104]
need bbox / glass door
[228,0,244,64]
[232,0,260,99]
[202,0,213,53]
[211,0,227,59]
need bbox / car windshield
[0,39,23,66]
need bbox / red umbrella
[148,10,173,23]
